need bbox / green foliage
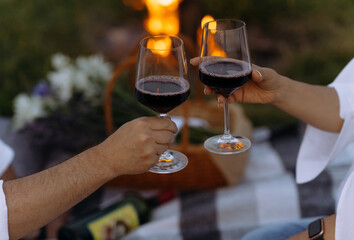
[243,104,298,128]
[201,0,316,24]
[0,1,80,115]
[200,0,354,126]
[0,0,143,116]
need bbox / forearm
[3,147,115,240]
[273,75,343,133]
[2,116,177,239]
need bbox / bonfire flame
[145,0,180,36]
[199,15,227,57]
[146,36,172,57]
[124,0,181,56]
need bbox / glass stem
[158,113,173,160]
[160,151,173,160]
[223,100,232,139]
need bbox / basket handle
[104,54,137,136]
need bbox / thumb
[190,57,201,66]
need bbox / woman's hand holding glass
[191,58,282,106]
[198,19,254,154]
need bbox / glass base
[149,150,188,174]
[204,135,251,155]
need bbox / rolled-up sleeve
[0,139,14,177]
[296,58,354,184]
[295,58,354,239]
[0,180,9,239]
[0,139,13,239]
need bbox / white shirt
[0,180,9,239]
[296,58,354,239]
[0,139,13,239]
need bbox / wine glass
[199,19,252,154]
[135,35,190,173]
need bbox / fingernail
[204,88,207,95]
[255,70,263,80]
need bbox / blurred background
[1,0,353,127]
[1,1,354,239]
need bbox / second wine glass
[135,35,190,173]
[199,19,252,154]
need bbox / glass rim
[203,19,246,30]
[140,35,184,51]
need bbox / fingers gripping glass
[135,35,189,173]
[199,19,252,154]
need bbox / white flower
[76,54,112,82]
[13,94,47,129]
[72,70,97,99]
[47,67,74,102]
[51,53,71,70]
[13,53,114,130]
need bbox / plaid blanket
[1,117,350,239]
[122,124,352,240]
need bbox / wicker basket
[103,37,253,190]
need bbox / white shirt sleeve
[0,180,9,239]
[295,58,354,239]
[0,139,13,239]
[335,170,354,239]
[296,58,354,184]
[0,139,14,177]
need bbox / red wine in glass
[199,58,252,97]
[135,76,190,114]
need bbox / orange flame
[201,15,215,29]
[123,0,181,35]
[209,46,227,57]
[144,0,181,36]
[146,37,172,57]
[220,142,245,150]
[198,15,227,57]
[124,0,181,56]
